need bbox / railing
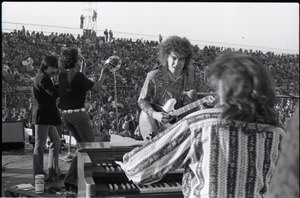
[3,21,299,54]
[2,22,80,35]
[2,21,158,42]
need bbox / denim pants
[33,124,62,179]
[62,110,95,186]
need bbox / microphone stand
[113,70,119,134]
[105,55,122,134]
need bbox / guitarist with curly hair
[137,35,212,140]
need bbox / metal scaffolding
[82,2,98,36]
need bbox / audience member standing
[104,29,108,43]
[159,34,163,43]
[92,10,97,21]
[109,30,113,43]
[80,15,85,29]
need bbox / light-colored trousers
[33,124,61,179]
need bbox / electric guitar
[139,95,216,140]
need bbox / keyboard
[77,142,184,197]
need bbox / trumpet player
[58,47,109,194]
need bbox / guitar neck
[170,97,209,117]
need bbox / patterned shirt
[138,66,209,118]
[118,108,286,198]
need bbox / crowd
[2,28,299,140]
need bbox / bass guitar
[139,95,216,140]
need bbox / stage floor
[2,141,74,197]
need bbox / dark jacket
[32,72,61,125]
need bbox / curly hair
[157,35,193,71]
[60,47,79,70]
[208,52,279,126]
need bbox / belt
[62,108,86,114]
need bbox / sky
[2,2,299,54]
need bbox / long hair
[157,35,193,71]
[39,56,58,73]
[208,52,279,126]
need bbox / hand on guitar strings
[152,111,173,124]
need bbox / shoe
[63,190,76,197]
[45,176,56,182]
[64,182,78,193]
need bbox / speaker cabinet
[2,121,25,150]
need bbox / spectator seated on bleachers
[2,29,299,140]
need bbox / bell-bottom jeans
[62,111,95,186]
[33,124,62,180]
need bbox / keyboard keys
[113,183,119,190]
[116,166,122,171]
[118,183,123,190]
[137,182,182,193]
[108,183,113,191]
[130,183,137,189]
[93,161,183,195]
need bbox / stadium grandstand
[2,22,299,140]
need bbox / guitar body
[139,99,177,140]
[139,95,216,140]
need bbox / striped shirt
[119,108,286,198]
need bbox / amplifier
[2,121,25,150]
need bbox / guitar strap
[182,73,187,100]
[186,65,195,84]
[182,65,195,94]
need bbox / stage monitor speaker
[2,121,25,150]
